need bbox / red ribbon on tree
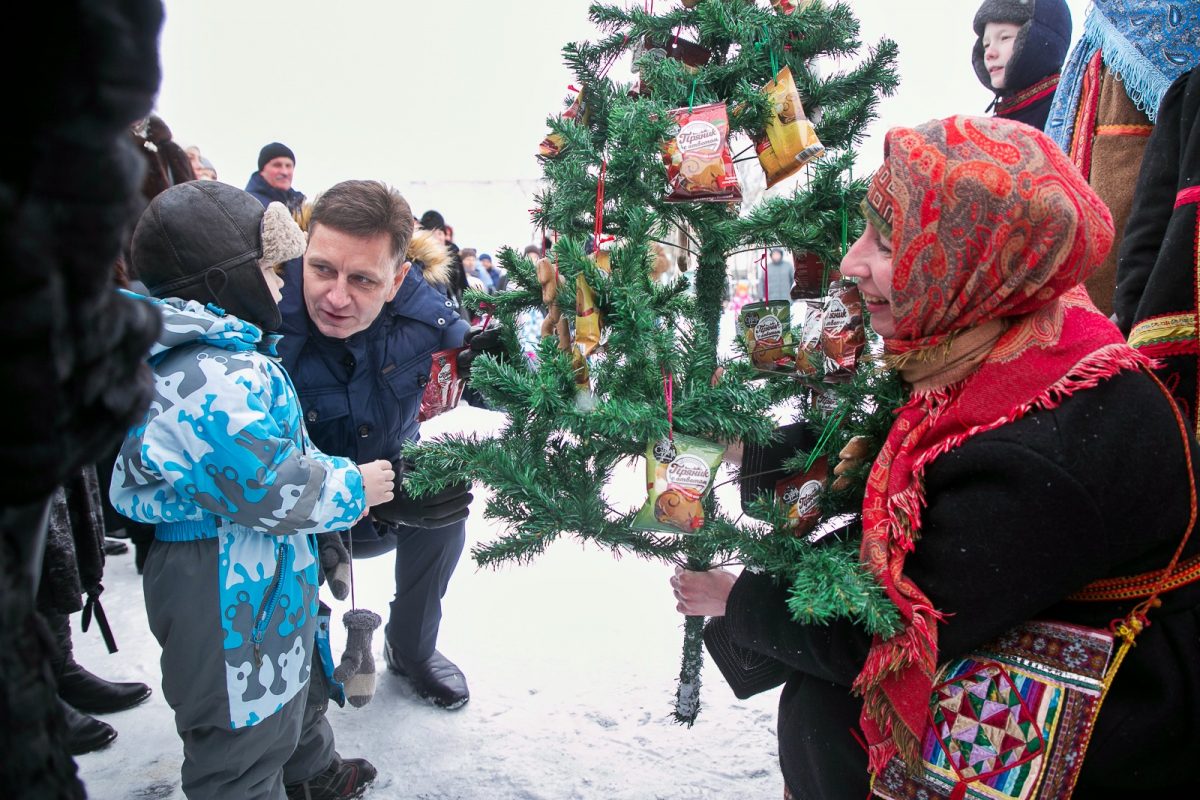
[661,368,675,441]
[757,247,769,301]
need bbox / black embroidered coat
[709,370,1200,799]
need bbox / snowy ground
[74,330,786,799]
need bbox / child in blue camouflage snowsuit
[110,182,393,800]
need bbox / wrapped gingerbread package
[793,299,825,377]
[417,348,467,422]
[633,434,725,534]
[538,86,590,159]
[790,250,828,299]
[775,455,827,537]
[662,103,742,203]
[820,279,865,382]
[633,34,710,97]
[755,66,826,188]
[739,300,795,373]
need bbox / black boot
[284,755,377,800]
[384,642,469,710]
[59,699,117,755]
[48,612,152,714]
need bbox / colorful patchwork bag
[873,373,1200,800]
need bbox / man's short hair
[309,180,414,264]
[460,247,477,259]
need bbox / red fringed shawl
[852,116,1150,773]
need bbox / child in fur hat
[972,0,1072,131]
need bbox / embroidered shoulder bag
[872,374,1200,800]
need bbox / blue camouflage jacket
[110,295,365,727]
[277,261,469,542]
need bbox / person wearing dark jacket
[40,466,152,757]
[674,116,1200,798]
[1114,69,1200,434]
[0,2,162,798]
[1045,0,1200,317]
[278,182,503,797]
[245,141,306,216]
[418,209,468,311]
[971,0,1072,131]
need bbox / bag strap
[1069,368,1200,602]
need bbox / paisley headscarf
[852,116,1150,773]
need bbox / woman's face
[841,222,895,337]
[982,22,1021,90]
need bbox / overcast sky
[154,0,1092,256]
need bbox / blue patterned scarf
[1046,0,1200,148]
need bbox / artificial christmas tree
[406,0,901,723]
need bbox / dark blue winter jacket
[244,171,306,215]
[277,261,470,542]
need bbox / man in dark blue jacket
[245,141,306,215]
[276,180,490,799]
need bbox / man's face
[260,157,295,192]
[302,225,408,339]
[480,257,493,272]
[428,227,447,246]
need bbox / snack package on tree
[739,300,795,373]
[417,348,467,421]
[662,103,743,203]
[573,249,611,360]
[793,299,825,377]
[791,250,830,299]
[771,0,820,14]
[536,255,569,344]
[820,279,865,382]
[633,434,725,534]
[756,66,826,188]
[775,455,827,536]
[538,86,590,159]
[633,35,711,97]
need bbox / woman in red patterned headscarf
[677,115,1200,799]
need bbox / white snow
[74,392,784,799]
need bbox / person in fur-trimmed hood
[971,0,1072,131]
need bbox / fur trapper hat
[971,0,1072,95]
[133,182,300,331]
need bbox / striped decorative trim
[1068,52,1105,178]
[1095,124,1154,137]
[1176,186,1200,209]
[1071,553,1200,601]
[995,74,1060,117]
[1128,312,1198,349]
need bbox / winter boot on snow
[48,611,152,714]
[284,754,377,800]
[59,698,117,755]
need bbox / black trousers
[346,518,467,664]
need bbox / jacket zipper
[251,542,289,669]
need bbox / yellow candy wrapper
[755,66,826,188]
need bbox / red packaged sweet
[662,102,742,203]
[417,348,467,422]
[775,456,828,536]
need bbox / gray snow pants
[144,538,313,800]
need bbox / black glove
[371,460,473,529]
[456,322,508,374]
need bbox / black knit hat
[258,141,296,171]
[132,182,283,331]
[419,209,446,231]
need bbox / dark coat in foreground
[1115,69,1200,433]
[708,370,1200,799]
